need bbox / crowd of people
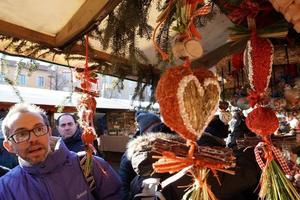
[0,102,299,200]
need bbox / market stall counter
[99,135,130,153]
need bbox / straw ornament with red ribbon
[243,15,300,199]
[154,46,235,200]
[153,0,211,61]
[75,34,99,176]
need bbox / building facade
[0,58,152,101]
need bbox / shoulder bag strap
[78,152,97,196]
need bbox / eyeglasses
[8,125,49,143]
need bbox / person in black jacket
[56,113,85,153]
[0,137,18,169]
[197,115,229,147]
[0,165,9,177]
[56,113,102,157]
[226,110,256,148]
[197,115,260,200]
[119,111,174,200]
[124,113,260,200]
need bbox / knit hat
[135,111,147,120]
[135,112,161,134]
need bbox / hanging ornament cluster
[152,2,236,199]
[154,60,236,199]
[243,21,300,199]
[153,0,212,61]
[269,0,300,32]
[75,35,99,175]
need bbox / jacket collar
[19,137,74,175]
[63,127,82,144]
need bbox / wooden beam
[68,44,160,81]
[56,0,122,48]
[273,45,300,65]
[191,39,248,69]
[213,44,300,70]
[191,39,300,70]
[69,44,131,67]
[0,19,55,47]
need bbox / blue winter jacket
[0,138,122,200]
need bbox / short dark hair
[56,113,77,126]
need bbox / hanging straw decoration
[154,60,236,200]
[152,2,237,199]
[244,18,300,199]
[153,0,211,61]
[75,34,99,176]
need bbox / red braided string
[85,34,90,83]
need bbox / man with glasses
[0,103,122,200]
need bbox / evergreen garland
[0,0,219,103]
[93,0,155,101]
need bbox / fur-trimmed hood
[126,132,179,176]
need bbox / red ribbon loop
[225,0,272,25]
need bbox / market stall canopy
[0,0,117,47]
[0,0,235,81]
[0,0,299,82]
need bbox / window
[36,76,45,87]
[62,71,71,81]
[18,74,27,85]
[0,73,5,83]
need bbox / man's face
[3,112,51,165]
[57,115,77,139]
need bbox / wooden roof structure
[0,0,299,82]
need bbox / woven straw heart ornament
[156,66,220,141]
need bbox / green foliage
[27,60,39,76]
[0,1,218,104]
[260,160,300,200]
[56,92,73,113]
[4,77,24,103]
[95,0,152,64]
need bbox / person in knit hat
[197,115,260,200]
[197,115,230,147]
[119,111,166,200]
[134,111,162,138]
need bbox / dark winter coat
[119,152,137,200]
[0,166,9,177]
[0,139,18,169]
[227,115,255,148]
[119,123,175,200]
[126,132,190,200]
[63,127,85,153]
[198,131,260,200]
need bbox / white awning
[0,84,158,110]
